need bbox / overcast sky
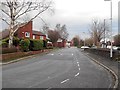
[1,0,119,40]
[33,0,119,40]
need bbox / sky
[1,0,120,40]
[33,0,119,40]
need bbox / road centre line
[61,79,69,84]
[75,73,80,77]
[77,64,80,67]
[46,87,52,90]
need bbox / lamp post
[83,32,85,46]
[103,19,106,48]
[104,0,113,58]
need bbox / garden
[0,37,53,62]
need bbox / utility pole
[104,0,113,58]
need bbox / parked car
[81,46,89,49]
[107,46,120,50]
[113,46,120,50]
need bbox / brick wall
[18,21,33,39]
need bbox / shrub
[2,38,9,43]
[13,37,20,46]
[43,40,47,48]
[29,39,43,51]
[0,42,8,48]
[2,37,20,47]
[20,39,30,52]
[0,47,17,54]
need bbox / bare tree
[47,30,60,44]
[72,35,80,46]
[1,0,53,48]
[85,38,93,47]
[60,24,69,40]
[55,24,69,40]
[89,19,109,46]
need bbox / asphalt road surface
[2,47,113,88]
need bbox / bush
[0,42,8,48]
[20,39,30,52]
[0,47,17,54]
[13,37,20,46]
[2,38,9,43]
[43,40,47,48]
[29,39,43,51]
[2,37,20,47]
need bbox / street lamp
[104,0,113,58]
[83,32,85,46]
[103,19,106,48]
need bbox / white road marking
[77,62,79,64]
[61,79,69,84]
[75,73,80,77]
[72,53,74,56]
[78,64,80,67]
[79,68,81,71]
[108,84,111,88]
[46,87,52,90]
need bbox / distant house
[56,38,66,48]
[0,21,46,40]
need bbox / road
[2,47,113,88]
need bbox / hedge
[13,37,20,46]
[1,37,20,47]
[29,39,43,51]
[0,42,8,48]
[20,39,30,52]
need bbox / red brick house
[53,38,66,48]
[1,21,46,40]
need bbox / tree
[55,24,69,40]
[85,38,93,47]
[47,30,60,44]
[42,24,49,34]
[89,19,109,46]
[114,34,120,46]
[1,0,53,48]
[72,35,80,46]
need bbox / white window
[33,35,35,39]
[25,32,30,37]
[40,36,43,40]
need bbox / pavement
[2,47,115,89]
[81,49,119,89]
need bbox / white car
[81,46,89,49]
[113,46,120,50]
[107,46,120,50]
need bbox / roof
[0,29,9,39]
[0,22,27,39]
[57,38,62,42]
[32,30,45,36]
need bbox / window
[25,32,30,37]
[33,35,35,39]
[40,36,44,40]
